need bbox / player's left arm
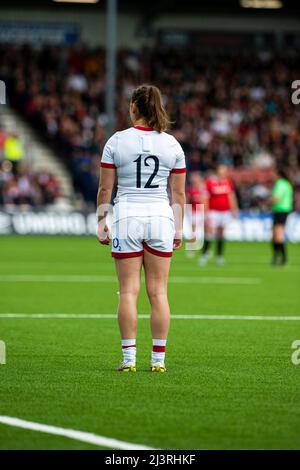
[169,172,186,250]
[229,190,239,215]
[97,166,116,245]
[203,185,210,214]
[271,195,279,204]
[169,139,186,249]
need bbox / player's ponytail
[131,84,170,133]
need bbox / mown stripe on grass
[0,313,300,320]
[0,274,261,285]
[0,416,155,450]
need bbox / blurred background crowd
[0,127,60,207]
[0,43,300,210]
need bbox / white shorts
[111,216,175,259]
[207,210,232,230]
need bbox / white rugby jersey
[100,125,186,218]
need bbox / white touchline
[0,416,155,450]
[0,313,300,320]
[0,274,261,285]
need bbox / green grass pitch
[0,235,299,449]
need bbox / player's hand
[173,238,182,250]
[232,210,239,219]
[97,223,110,245]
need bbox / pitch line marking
[0,416,155,450]
[0,313,300,321]
[0,274,261,285]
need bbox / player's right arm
[97,166,116,244]
[97,134,117,245]
[271,181,281,205]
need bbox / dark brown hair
[131,84,170,133]
[277,166,292,184]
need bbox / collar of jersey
[133,125,154,131]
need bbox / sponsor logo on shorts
[113,238,121,251]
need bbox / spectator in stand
[3,132,24,175]
[0,44,299,208]
[0,158,60,208]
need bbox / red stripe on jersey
[152,345,166,353]
[133,125,154,131]
[171,168,186,174]
[112,251,144,259]
[100,162,116,169]
[143,243,173,258]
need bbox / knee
[119,283,140,299]
[147,287,167,305]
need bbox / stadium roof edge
[0,0,300,14]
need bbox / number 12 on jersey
[134,155,159,189]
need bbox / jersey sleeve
[170,140,186,174]
[100,133,118,169]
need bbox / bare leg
[200,220,214,265]
[115,256,143,339]
[216,226,225,258]
[273,224,285,243]
[272,224,286,265]
[143,250,171,339]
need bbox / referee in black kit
[271,167,293,266]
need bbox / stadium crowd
[0,128,60,207]
[0,43,299,209]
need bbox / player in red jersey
[199,164,238,266]
[186,172,207,237]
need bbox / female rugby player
[271,167,293,266]
[185,171,207,257]
[97,85,186,372]
[199,164,238,266]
